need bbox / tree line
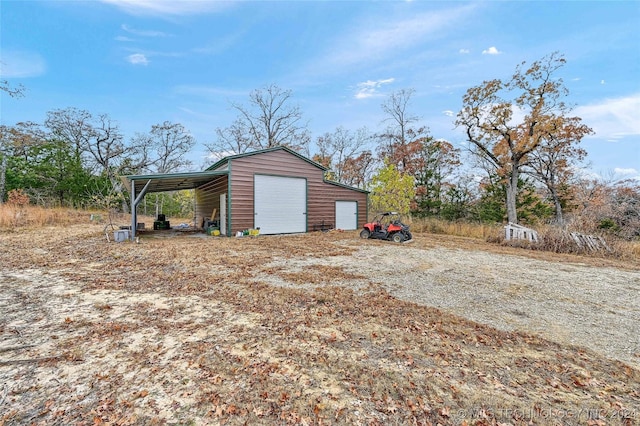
[1,52,638,238]
[0,110,195,215]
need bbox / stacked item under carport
[153,214,170,230]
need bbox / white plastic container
[113,230,130,242]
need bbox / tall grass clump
[408,217,501,240]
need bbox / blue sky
[1,0,639,179]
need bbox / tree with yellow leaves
[368,162,415,215]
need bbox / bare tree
[378,88,430,172]
[44,108,132,209]
[125,133,155,174]
[44,108,93,161]
[207,84,310,155]
[570,176,640,239]
[84,114,127,176]
[0,79,25,98]
[314,126,371,184]
[212,118,255,155]
[146,121,195,174]
[137,121,196,217]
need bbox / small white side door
[335,201,357,230]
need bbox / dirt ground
[1,223,639,425]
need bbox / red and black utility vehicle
[360,212,413,243]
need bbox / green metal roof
[120,170,228,194]
[206,146,328,171]
[323,179,369,194]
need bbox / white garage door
[254,175,306,234]
[335,201,358,230]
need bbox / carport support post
[130,179,152,241]
[130,180,136,240]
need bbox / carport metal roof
[120,170,228,195]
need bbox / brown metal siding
[312,181,367,230]
[194,175,228,230]
[228,149,367,234]
[229,150,319,233]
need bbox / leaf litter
[0,224,638,425]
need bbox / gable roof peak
[205,146,327,171]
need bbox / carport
[121,170,229,240]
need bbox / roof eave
[323,179,370,194]
[205,146,328,172]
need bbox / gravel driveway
[265,242,640,369]
[357,244,640,369]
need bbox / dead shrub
[7,189,30,206]
[534,226,585,254]
[494,223,638,261]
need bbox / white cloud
[614,167,639,176]
[600,80,606,85]
[459,48,470,54]
[127,53,149,65]
[0,50,46,78]
[482,46,502,55]
[121,24,168,37]
[101,0,232,16]
[572,166,601,181]
[575,93,640,142]
[572,167,640,183]
[115,36,134,42]
[314,4,477,72]
[442,110,454,117]
[354,78,395,99]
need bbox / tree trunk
[107,176,129,213]
[0,154,6,204]
[505,167,519,224]
[549,186,564,225]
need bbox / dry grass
[408,216,639,263]
[4,206,636,260]
[0,204,196,233]
[1,220,639,425]
[408,217,502,240]
[0,204,99,229]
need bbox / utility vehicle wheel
[404,231,413,241]
[392,233,404,243]
[360,229,371,239]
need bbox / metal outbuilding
[121,146,369,239]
